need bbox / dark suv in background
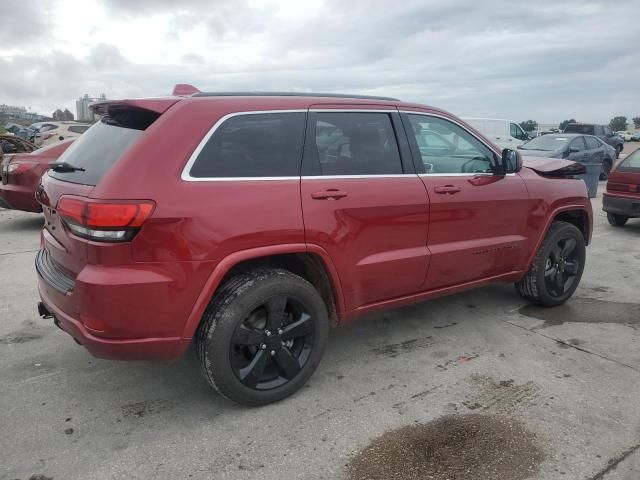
[563,123,624,179]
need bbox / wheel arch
[179,244,345,346]
[523,206,591,271]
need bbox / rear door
[300,107,429,310]
[402,111,531,290]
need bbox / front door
[402,112,531,290]
[300,109,429,310]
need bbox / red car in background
[603,148,640,226]
[0,140,73,212]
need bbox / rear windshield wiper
[48,162,86,173]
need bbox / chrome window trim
[310,108,398,113]
[302,174,413,180]
[418,173,516,177]
[181,109,307,182]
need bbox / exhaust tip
[38,301,53,319]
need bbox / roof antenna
[172,84,201,96]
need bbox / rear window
[188,112,306,178]
[564,124,593,134]
[49,107,159,185]
[617,149,640,172]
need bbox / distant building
[52,108,74,121]
[76,93,107,122]
[0,104,27,116]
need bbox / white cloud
[1,0,639,123]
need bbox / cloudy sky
[1,0,638,124]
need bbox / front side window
[407,114,496,174]
[585,136,600,149]
[312,112,402,175]
[510,123,527,140]
[189,112,306,178]
[569,137,586,152]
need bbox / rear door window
[188,112,306,178]
[310,112,402,175]
[49,107,159,185]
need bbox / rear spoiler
[90,98,180,116]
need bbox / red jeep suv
[36,86,592,405]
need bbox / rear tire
[196,269,329,406]
[607,213,628,227]
[515,221,586,307]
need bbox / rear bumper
[602,193,640,217]
[0,183,42,212]
[38,284,186,360]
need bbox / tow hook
[38,302,52,319]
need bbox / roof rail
[192,91,400,101]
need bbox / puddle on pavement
[347,414,543,480]
[519,298,640,327]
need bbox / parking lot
[1,144,639,480]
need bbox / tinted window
[68,125,90,134]
[585,136,600,149]
[190,113,305,178]
[408,115,496,174]
[520,135,570,151]
[569,137,586,152]
[312,112,402,175]
[510,123,527,140]
[564,124,594,135]
[618,149,640,171]
[49,107,159,185]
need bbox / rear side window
[188,112,306,178]
[618,149,640,172]
[311,112,402,175]
[49,107,159,185]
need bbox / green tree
[632,117,640,129]
[559,119,576,131]
[519,120,538,132]
[609,116,627,132]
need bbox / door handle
[311,189,348,200]
[434,185,462,194]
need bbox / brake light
[7,162,36,175]
[57,196,154,242]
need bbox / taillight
[57,196,155,242]
[7,161,36,175]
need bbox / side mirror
[500,148,522,175]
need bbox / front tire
[196,269,329,406]
[515,221,586,307]
[607,213,628,227]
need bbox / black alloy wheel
[543,237,580,298]
[230,295,314,390]
[196,269,329,406]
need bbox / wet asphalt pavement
[1,171,639,479]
